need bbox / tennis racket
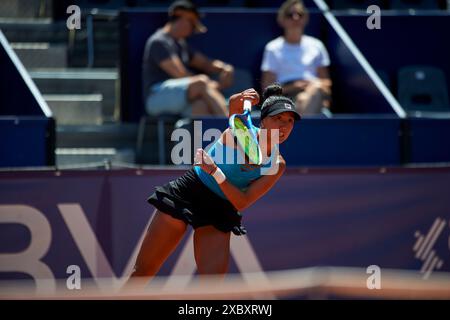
[229,100,262,165]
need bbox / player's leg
[193,225,231,277]
[131,210,188,278]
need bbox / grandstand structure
[1,0,449,167]
[1,0,450,300]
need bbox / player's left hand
[194,148,217,175]
[228,88,260,117]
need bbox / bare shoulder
[277,155,287,173]
[259,153,286,179]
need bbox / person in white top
[261,0,332,115]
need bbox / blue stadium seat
[397,65,450,113]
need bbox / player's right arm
[227,88,259,118]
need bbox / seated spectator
[142,0,234,117]
[261,0,332,115]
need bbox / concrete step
[0,19,67,43]
[30,69,118,120]
[55,147,135,167]
[1,16,119,68]
[55,124,137,166]
[56,123,138,149]
[0,0,52,19]
[12,42,67,68]
[69,19,119,68]
[69,36,119,68]
[44,94,103,125]
[54,122,172,166]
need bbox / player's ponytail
[260,83,300,121]
[262,83,283,102]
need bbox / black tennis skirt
[147,168,247,235]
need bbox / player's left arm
[195,149,286,211]
[228,156,285,211]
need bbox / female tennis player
[129,84,300,280]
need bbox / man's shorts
[145,77,192,117]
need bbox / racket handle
[243,100,252,112]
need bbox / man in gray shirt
[142,0,234,117]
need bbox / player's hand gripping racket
[229,100,262,165]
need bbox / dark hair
[262,83,283,101]
[260,84,301,121]
[261,84,294,112]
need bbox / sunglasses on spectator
[285,11,304,19]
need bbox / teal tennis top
[194,129,279,200]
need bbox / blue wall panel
[196,116,402,166]
[280,116,402,166]
[335,13,450,98]
[0,117,54,167]
[326,20,397,114]
[408,118,450,163]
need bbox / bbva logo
[0,204,269,294]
